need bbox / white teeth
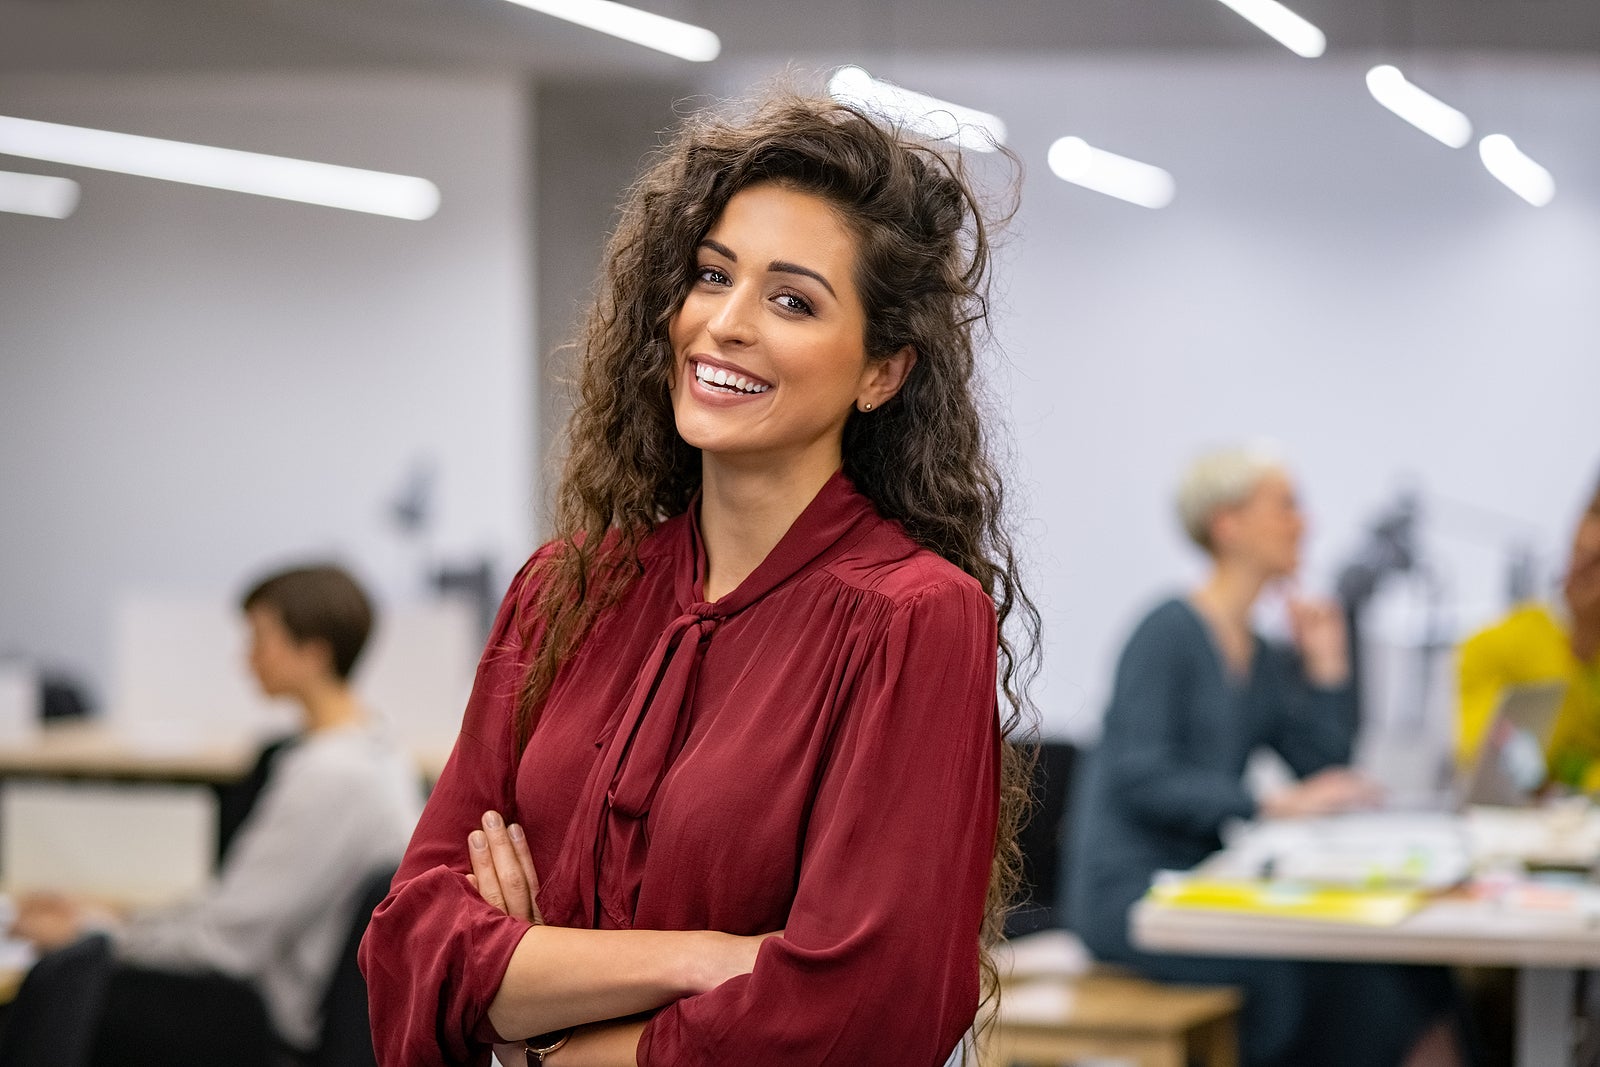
[693,362,770,394]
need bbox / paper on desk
[1213,812,1470,890]
[1467,804,1600,871]
[994,928,1091,979]
[1147,873,1425,925]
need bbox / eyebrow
[699,239,837,298]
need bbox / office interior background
[1,0,1598,773]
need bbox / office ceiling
[2,0,1597,80]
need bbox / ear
[300,636,338,678]
[855,346,917,413]
[1207,508,1240,557]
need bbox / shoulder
[275,729,411,795]
[823,515,989,612]
[1463,603,1566,657]
[1110,597,1205,677]
[1125,596,1200,647]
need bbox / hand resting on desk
[1259,767,1384,820]
[9,892,122,952]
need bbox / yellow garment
[1457,604,1600,791]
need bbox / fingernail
[483,811,502,830]
[509,823,524,844]
[469,831,487,851]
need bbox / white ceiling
[2,0,1597,79]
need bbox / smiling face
[668,182,903,483]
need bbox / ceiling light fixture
[498,0,720,62]
[1210,0,1326,58]
[1047,137,1175,209]
[827,66,1006,152]
[0,169,80,218]
[0,115,441,220]
[1478,134,1555,206]
[1365,66,1472,148]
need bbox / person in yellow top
[1458,474,1600,790]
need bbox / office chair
[0,932,114,1067]
[1005,740,1079,937]
[310,862,397,1067]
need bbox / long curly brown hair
[521,89,1040,1051]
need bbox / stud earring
[861,401,873,412]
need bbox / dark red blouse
[359,471,1001,1066]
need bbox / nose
[706,283,759,347]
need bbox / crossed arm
[462,811,778,1067]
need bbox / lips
[691,358,772,395]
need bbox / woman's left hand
[470,810,547,1065]
[468,809,542,924]
[1288,596,1350,688]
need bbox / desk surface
[0,721,451,783]
[1133,891,1600,968]
[0,721,255,782]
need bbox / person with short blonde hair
[1175,444,1289,553]
[1068,446,1466,1067]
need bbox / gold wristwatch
[524,1028,572,1064]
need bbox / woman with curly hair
[359,89,1037,1067]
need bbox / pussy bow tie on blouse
[544,470,871,930]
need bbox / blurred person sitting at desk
[1067,445,1466,1067]
[6,563,424,1064]
[1458,467,1600,792]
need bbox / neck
[1573,620,1600,663]
[298,679,365,734]
[697,454,837,602]
[1192,559,1268,632]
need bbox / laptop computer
[1457,680,1569,808]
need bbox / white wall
[706,54,1600,741]
[0,72,535,706]
[7,52,1597,755]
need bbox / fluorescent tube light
[0,170,80,218]
[0,116,440,220]
[1211,0,1325,58]
[1365,66,1472,148]
[1478,134,1555,207]
[828,66,1006,152]
[498,0,720,62]
[1047,137,1175,209]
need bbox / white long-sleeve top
[112,724,424,1049]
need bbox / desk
[0,721,255,784]
[0,720,450,785]
[0,722,447,896]
[1133,813,1600,1067]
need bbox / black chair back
[1006,740,1078,937]
[312,863,398,1067]
[0,933,113,1067]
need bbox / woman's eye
[775,292,813,315]
[696,266,730,286]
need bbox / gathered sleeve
[638,578,1001,1067]
[1098,609,1256,840]
[358,555,545,1067]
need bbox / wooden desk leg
[1516,967,1576,1067]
